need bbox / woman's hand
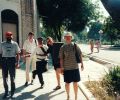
[15,62,20,69]
[81,64,84,71]
[60,67,64,75]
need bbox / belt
[37,58,48,61]
[26,52,31,54]
[37,58,45,60]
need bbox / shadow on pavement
[0,85,65,100]
[0,85,27,99]
[35,91,65,100]
[15,85,26,94]
[15,87,41,99]
[0,93,4,99]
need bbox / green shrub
[102,66,120,95]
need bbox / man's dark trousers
[1,57,16,96]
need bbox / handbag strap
[40,47,47,55]
[35,39,37,46]
[74,43,77,53]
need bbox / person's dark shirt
[47,44,54,64]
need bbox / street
[79,44,120,65]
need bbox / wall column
[0,13,2,42]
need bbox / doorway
[1,9,19,43]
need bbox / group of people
[89,39,100,53]
[0,31,84,100]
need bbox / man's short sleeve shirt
[23,39,36,53]
[1,40,20,57]
[59,43,81,70]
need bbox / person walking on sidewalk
[0,31,20,99]
[59,32,84,100]
[32,37,48,88]
[95,39,100,53]
[89,39,94,54]
[47,37,62,90]
[23,32,37,86]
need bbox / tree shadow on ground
[15,87,41,100]
[0,84,28,99]
[15,85,27,94]
[35,90,65,100]
[0,93,4,99]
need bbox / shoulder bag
[74,43,81,63]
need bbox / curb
[78,82,96,100]
[89,56,119,66]
[83,52,119,67]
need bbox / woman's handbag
[74,43,81,63]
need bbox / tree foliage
[87,21,103,39]
[103,17,119,45]
[37,0,96,41]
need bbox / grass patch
[85,81,115,100]
[84,66,120,100]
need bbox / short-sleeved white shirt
[23,39,36,54]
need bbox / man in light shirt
[23,32,37,86]
[0,31,20,99]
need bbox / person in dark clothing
[0,31,20,99]
[32,37,48,88]
[47,37,63,90]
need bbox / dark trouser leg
[32,70,37,79]
[8,58,16,96]
[38,73,44,85]
[9,70,15,96]
[36,61,44,85]
[31,70,37,85]
[2,59,9,95]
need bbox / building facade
[0,0,38,47]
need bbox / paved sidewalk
[0,57,110,100]
[0,68,87,100]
